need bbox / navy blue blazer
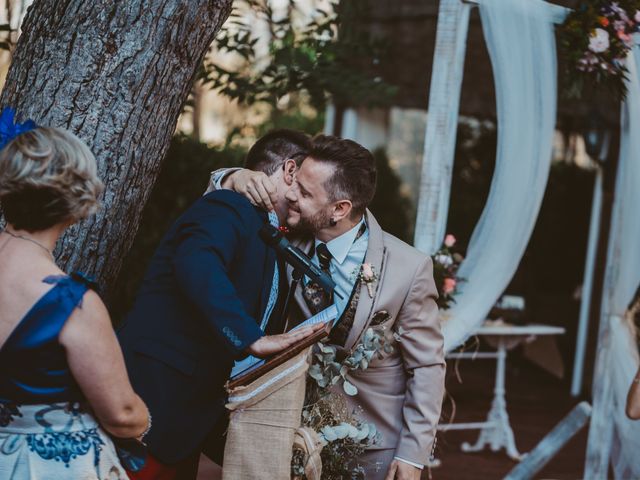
[117,190,276,464]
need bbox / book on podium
[226,305,337,390]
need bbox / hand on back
[225,169,279,212]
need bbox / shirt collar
[267,210,279,228]
[315,216,366,265]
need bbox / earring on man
[329,218,337,227]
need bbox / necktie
[303,243,334,314]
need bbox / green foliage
[109,135,244,322]
[224,102,325,148]
[368,148,413,243]
[201,0,397,110]
[295,327,391,479]
[307,327,393,395]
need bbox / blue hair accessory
[0,107,37,150]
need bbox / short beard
[294,208,333,235]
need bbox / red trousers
[125,452,199,480]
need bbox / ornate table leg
[461,338,523,460]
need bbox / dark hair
[308,135,377,217]
[245,129,311,175]
[1,188,74,232]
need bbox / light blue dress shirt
[307,217,368,321]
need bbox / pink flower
[635,10,640,23]
[617,29,633,47]
[589,28,610,53]
[444,234,456,248]
[361,263,375,281]
[443,278,456,294]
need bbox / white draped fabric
[605,45,640,480]
[442,0,566,351]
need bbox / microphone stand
[282,268,304,332]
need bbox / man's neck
[316,217,362,243]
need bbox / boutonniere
[277,225,290,234]
[359,263,378,298]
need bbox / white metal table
[439,322,566,461]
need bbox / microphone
[259,224,343,299]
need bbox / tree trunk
[0,0,233,299]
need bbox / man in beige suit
[212,133,445,480]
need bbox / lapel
[343,210,388,350]
[288,236,314,319]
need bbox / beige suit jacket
[290,210,446,465]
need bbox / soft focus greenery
[200,0,396,109]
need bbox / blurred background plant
[199,0,397,110]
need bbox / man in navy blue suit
[117,130,323,479]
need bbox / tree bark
[0,0,233,299]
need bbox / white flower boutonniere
[359,263,378,298]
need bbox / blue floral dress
[0,273,127,479]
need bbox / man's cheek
[287,210,300,226]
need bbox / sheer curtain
[442,0,565,351]
[606,44,640,480]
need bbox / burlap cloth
[292,426,323,480]
[223,348,312,480]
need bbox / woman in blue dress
[0,113,150,479]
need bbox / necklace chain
[2,229,55,261]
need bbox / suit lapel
[344,210,387,350]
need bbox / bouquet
[431,234,464,310]
[560,0,640,99]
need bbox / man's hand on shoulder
[246,322,326,358]
[384,459,422,480]
[224,169,277,212]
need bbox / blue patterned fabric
[0,403,126,478]
[0,273,127,478]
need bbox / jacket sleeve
[393,256,446,465]
[171,199,263,360]
[205,167,242,194]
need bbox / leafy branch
[201,0,397,110]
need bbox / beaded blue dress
[0,273,127,479]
